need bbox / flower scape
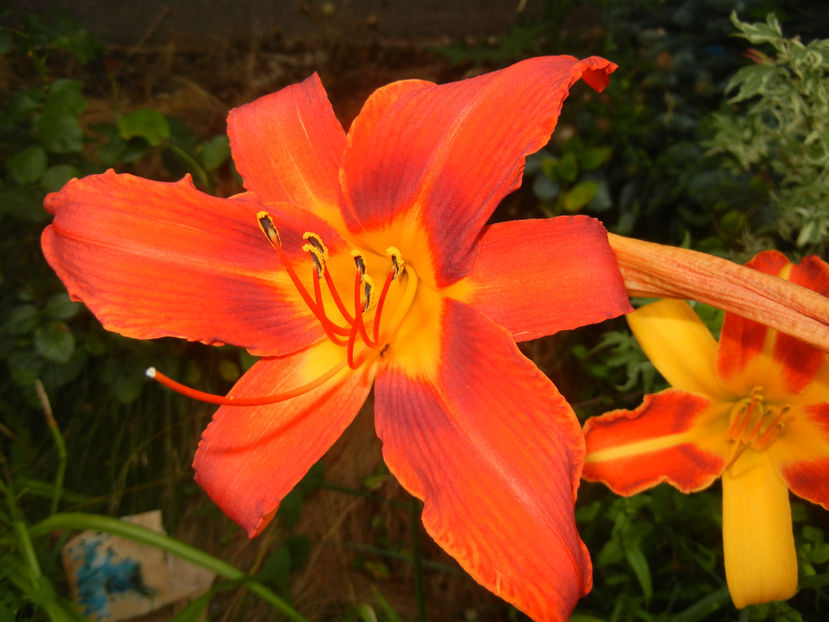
[41,56,635,620]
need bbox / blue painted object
[68,537,156,619]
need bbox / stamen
[303,232,329,262]
[323,269,354,324]
[146,363,345,406]
[257,212,348,341]
[311,271,350,343]
[751,406,789,451]
[303,243,324,277]
[726,399,752,441]
[386,247,404,279]
[351,269,374,350]
[257,211,281,248]
[362,276,374,313]
[351,250,366,279]
[723,387,789,471]
[372,270,396,344]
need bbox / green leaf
[117,109,171,147]
[199,135,231,171]
[578,146,612,171]
[719,209,747,238]
[562,180,599,212]
[8,351,45,386]
[34,112,84,153]
[34,322,75,363]
[8,145,48,184]
[623,542,652,603]
[115,367,145,403]
[24,10,100,63]
[45,293,81,321]
[557,151,579,182]
[0,183,48,222]
[44,79,86,117]
[41,164,79,193]
[169,592,211,622]
[5,304,40,334]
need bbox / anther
[303,243,325,277]
[386,247,404,279]
[362,276,374,313]
[303,233,329,262]
[351,250,366,279]
[257,211,281,248]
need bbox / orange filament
[257,211,409,372]
[372,270,396,344]
[724,387,789,470]
[145,362,346,406]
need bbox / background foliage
[1,1,827,620]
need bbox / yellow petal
[722,449,797,608]
[628,299,728,399]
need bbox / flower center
[140,212,420,406]
[256,212,419,370]
[723,386,790,470]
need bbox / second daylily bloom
[582,250,829,609]
[42,56,632,620]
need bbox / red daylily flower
[583,250,829,609]
[42,56,632,620]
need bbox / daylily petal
[341,55,616,285]
[227,73,347,227]
[772,255,829,393]
[718,251,829,395]
[583,390,727,494]
[192,340,374,537]
[627,299,728,399]
[374,300,590,621]
[722,449,797,608]
[42,170,337,355]
[773,402,829,510]
[464,216,631,341]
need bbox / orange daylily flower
[583,250,829,609]
[42,56,632,620]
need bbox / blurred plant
[0,10,271,620]
[526,138,613,216]
[707,12,829,255]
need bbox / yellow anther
[303,232,329,262]
[362,275,376,313]
[257,211,281,248]
[302,243,325,277]
[386,246,404,279]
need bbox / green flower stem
[29,513,308,622]
[14,520,42,577]
[168,142,210,191]
[35,380,66,516]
